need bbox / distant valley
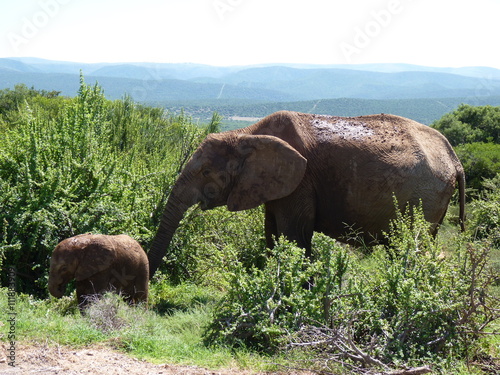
[1,57,500,125]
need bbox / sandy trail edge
[1,343,304,375]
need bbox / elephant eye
[202,169,211,177]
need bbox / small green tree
[454,143,500,191]
[432,104,500,193]
[432,104,500,146]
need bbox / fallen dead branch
[285,324,433,375]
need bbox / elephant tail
[458,168,466,232]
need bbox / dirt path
[0,343,266,375]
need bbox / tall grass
[0,285,271,371]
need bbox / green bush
[204,234,354,352]
[205,204,500,368]
[468,175,500,246]
[204,236,346,351]
[431,104,499,194]
[161,206,266,287]
[454,143,500,192]
[0,84,63,130]
[358,205,463,360]
[431,104,500,146]
[0,77,219,296]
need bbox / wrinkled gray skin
[148,111,465,278]
[49,234,149,310]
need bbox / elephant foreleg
[76,280,98,311]
[264,199,315,258]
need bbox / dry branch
[287,325,434,375]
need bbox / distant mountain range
[2,57,500,124]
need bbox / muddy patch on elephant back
[310,116,375,142]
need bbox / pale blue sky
[1,0,499,68]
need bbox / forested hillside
[167,96,500,127]
[3,58,500,126]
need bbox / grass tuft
[84,293,129,334]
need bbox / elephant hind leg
[265,207,278,249]
[430,208,448,238]
[124,284,148,305]
[132,289,148,305]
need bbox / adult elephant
[148,111,465,277]
[49,234,149,309]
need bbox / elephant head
[48,236,115,297]
[148,132,307,277]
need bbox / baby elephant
[48,234,149,309]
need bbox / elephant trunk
[48,276,64,298]
[148,176,198,278]
[48,251,75,298]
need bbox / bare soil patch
[0,343,272,375]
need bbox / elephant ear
[74,237,116,281]
[227,134,307,211]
